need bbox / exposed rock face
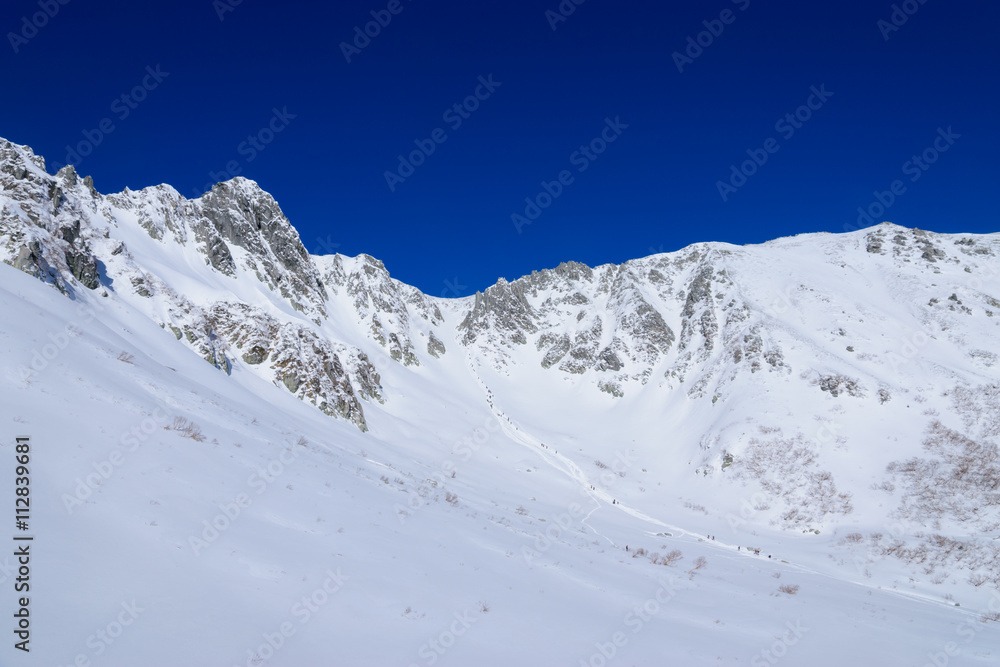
[459,256,682,388]
[427,331,446,358]
[453,243,832,399]
[266,325,373,430]
[317,253,444,366]
[459,277,537,347]
[460,258,677,381]
[539,333,570,369]
[4,138,999,430]
[864,224,952,263]
[0,143,103,295]
[209,302,381,430]
[65,244,100,289]
[198,179,326,319]
[12,240,43,278]
[0,140,405,431]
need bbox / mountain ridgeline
[2,138,999,433]
[0,141,1000,429]
[5,135,1000,597]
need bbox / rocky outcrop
[0,148,103,295]
[459,277,537,347]
[317,253,443,366]
[427,331,446,358]
[198,179,326,319]
[0,139,384,431]
[207,302,382,430]
[267,325,374,430]
[460,257,681,387]
[4,136,999,429]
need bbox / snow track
[467,358,721,548]
[465,358,981,621]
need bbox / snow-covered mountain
[2,136,999,665]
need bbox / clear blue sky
[2,0,997,296]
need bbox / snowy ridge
[2,136,1000,665]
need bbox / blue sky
[1,0,997,296]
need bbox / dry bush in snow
[730,434,853,529]
[875,398,1000,585]
[168,416,205,442]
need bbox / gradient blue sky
[2,0,997,296]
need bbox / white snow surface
[1,139,999,665]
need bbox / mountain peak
[3,135,999,431]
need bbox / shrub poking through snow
[168,416,206,441]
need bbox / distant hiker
[738,546,740,551]
[626,545,629,552]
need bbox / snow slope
[1,137,999,665]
